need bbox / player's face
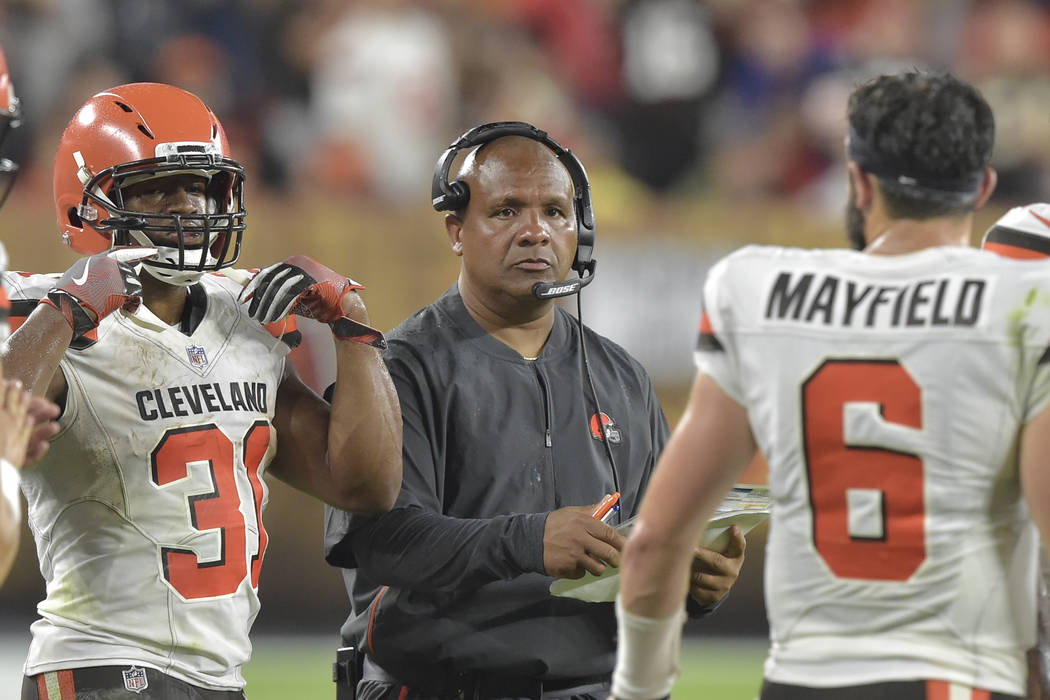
[120,173,210,247]
[454,145,577,301]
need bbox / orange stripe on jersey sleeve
[696,311,724,352]
[9,299,37,333]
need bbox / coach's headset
[431,121,597,299]
[431,122,623,514]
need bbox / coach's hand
[543,500,626,578]
[688,525,746,607]
[240,255,385,347]
[41,247,155,340]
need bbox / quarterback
[2,83,401,699]
[614,71,1050,700]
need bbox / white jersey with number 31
[695,245,1050,696]
[5,270,290,692]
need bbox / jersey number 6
[150,421,272,599]
[802,359,926,581]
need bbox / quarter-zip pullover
[324,285,670,688]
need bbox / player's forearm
[619,437,726,618]
[327,338,402,513]
[613,465,700,700]
[622,374,756,618]
[620,522,695,617]
[2,305,72,398]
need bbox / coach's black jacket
[324,285,674,689]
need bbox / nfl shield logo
[186,344,208,368]
[122,665,149,693]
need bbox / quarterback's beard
[845,183,866,251]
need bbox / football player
[614,71,1050,700]
[0,43,61,588]
[2,82,401,699]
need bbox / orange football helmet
[0,44,21,211]
[53,82,246,285]
[981,203,1050,260]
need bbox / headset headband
[431,121,595,275]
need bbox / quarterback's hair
[848,71,995,220]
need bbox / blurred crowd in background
[4,0,1050,387]
[2,0,1050,635]
[3,0,1050,211]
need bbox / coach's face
[445,136,577,306]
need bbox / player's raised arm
[242,255,401,514]
[2,247,155,404]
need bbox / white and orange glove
[41,247,156,340]
[240,255,385,348]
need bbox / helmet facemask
[75,149,246,287]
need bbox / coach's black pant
[356,680,611,700]
[357,655,611,700]
[22,666,246,700]
[761,678,1023,700]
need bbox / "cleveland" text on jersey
[135,382,268,421]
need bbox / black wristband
[42,289,97,340]
[329,316,386,349]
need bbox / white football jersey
[696,245,1050,695]
[6,270,292,691]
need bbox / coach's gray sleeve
[345,507,548,592]
[323,351,549,591]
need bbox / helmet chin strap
[140,258,205,287]
[127,229,212,287]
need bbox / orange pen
[591,492,620,523]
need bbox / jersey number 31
[150,421,271,599]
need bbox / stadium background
[0,0,1049,696]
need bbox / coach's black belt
[362,656,610,699]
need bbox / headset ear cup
[445,180,470,212]
[574,222,595,275]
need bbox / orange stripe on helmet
[983,241,1049,260]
